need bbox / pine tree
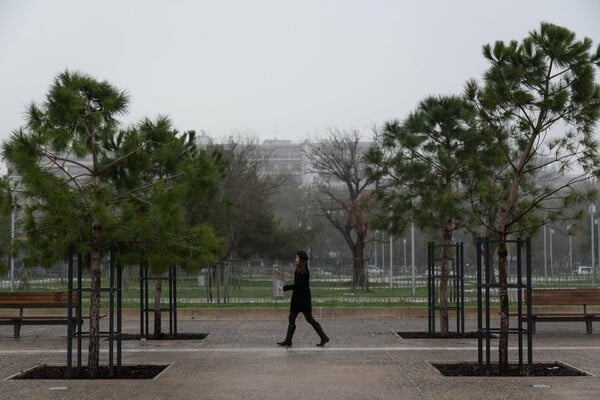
[365,95,494,334]
[466,22,600,370]
[2,70,224,376]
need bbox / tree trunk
[496,151,526,370]
[352,257,366,290]
[88,246,102,377]
[439,224,452,336]
[352,241,367,290]
[154,278,162,337]
[497,239,509,370]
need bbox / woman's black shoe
[316,337,329,347]
[277,341,292,347]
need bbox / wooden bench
[523,289,600,334]
[0,292,80,338]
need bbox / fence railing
[1,264,598,306]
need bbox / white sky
[1,0,599,148]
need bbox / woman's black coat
[283,269,312,313]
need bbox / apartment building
[258,139,307,185]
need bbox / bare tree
[305,129,371,289]
[197,136,287,300]
[215,136,285,258]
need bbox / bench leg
[13,322,21,339]
[586,319,592,334]
[70,319,80,336]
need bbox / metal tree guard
[67,247,122,378]
[427,242,465,335]
[139,265,178,338]
[476,237,532,375]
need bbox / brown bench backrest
[531,289,600,305]
[0,292,78,308]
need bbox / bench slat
[0,292,82,338]
[0,315,80,320]
[531,314,600,318]
[0,292,78,308]
[531,289,600,305]
[518,289,600,334]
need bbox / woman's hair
[296,258,308,274]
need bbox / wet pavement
[0,311,599,399]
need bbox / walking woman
[277,250,329,347]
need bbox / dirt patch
[120,333,208,340]
[432,362,588,377]
[12,364,169,379]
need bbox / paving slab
[0,315,599,399]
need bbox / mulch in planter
[432,362,588,377]
[120,333,208,340]
[12,364,168,379]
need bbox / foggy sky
[1,0,599,149]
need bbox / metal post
[460,242,464,333]
[516,239,523,370]
[476,238,482,370]
[484,238,491,375]
[109,249,115,377]
[543,225,547,281]
[139,264,144,339]
[173,266,178,336]
[9,208,15,292]
[381,232,385,276]
[403,238,407,277]
[592,218,600,287]
[144,266,149,336]
[374,231,378,272]
[381,232,385,272]
[67,247,73,378]
[77,253,82,370]
[549,228,554,277]
[169,267,174,335]
[590,204,596,286]
[390,234,394,289]
[427,242,435,334]
[389,234,393,289]
[411,222,416,297]
[117,261,122,370]
[526,237,533,368]
[567,224,572,272]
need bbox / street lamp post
[374,230,378,272]
[10,206,15,292]
[549,228,554,277]
[590,204,596,286]
[411,222,416,297]
[8,173,18,292]
[543,225,548,281]
[567,224,573,273]
[592,218,600,287]
[381,232,385,278]
[592,218,600,286]
[389,234,393,289]
[403,238,407,276]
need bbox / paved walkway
[0,315,599,399]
